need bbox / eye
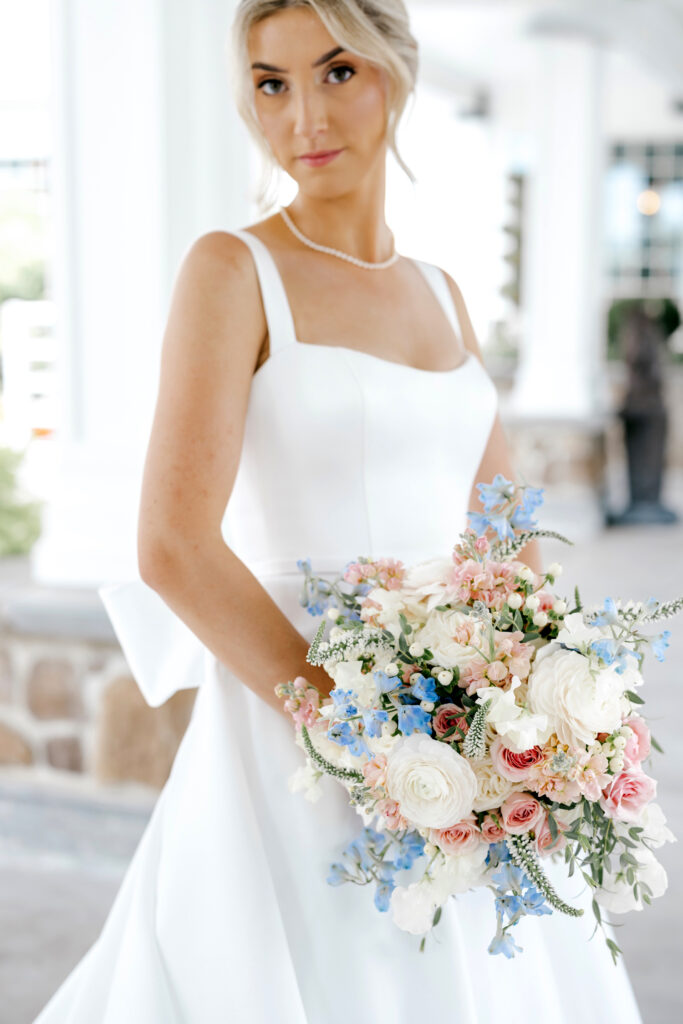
[326,63,356,84]
[257,77,285,96]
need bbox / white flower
[595,847,668,913]
[360,586,407,638]
[532,611,549,628]
[470,757,516,812]
[548,562,563,577]
[430,845,489,901]
[416,609,484,672]
[364,722,400,759]
[615,802,677,850]
[390,881,439,934]
[384,662,399,676]
[475,676,552,752]
[553,599,567,614]
[525,594,540,613]
[527,647,626,748]
[287,762,324,803]
[385,733,478,829]
[506,592,523,610]
[327,659,376,706]
[518,566,535,583]
[401,556,455,618]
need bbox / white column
[508,36,606,419]
[32,0,250,586]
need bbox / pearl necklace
[278,205,400,269]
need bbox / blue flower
[373,669,401,695]
[488,931,523,958]
[520,886,552,917]
[590,596,620,627]
[374,880,395,912]
[397,705,433,736]
[393,831,426,870]
[329,688,358,718]
[297,557,312,574]
[652,629,671,663]
[476,473,516,512]
[362,707,389,738]
[510,504,539,530]
[466,511,492,537]
[327,862,349,886]
[486,513,516,542]
[410,673,438,702]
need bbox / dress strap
[230,229,297,353]
[411,258,464,344]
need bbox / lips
[298,148,343,166]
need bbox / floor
[2,475,683,1024]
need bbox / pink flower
[623,714,651,768]
[430,815,483,854]
[376,797,407,831]
[490,735,545,781]
[501,791,545,835]
[481,813,506,842]
[601,768,657,823]
[535,813,567,857]
[433,703,468,741]
[362,754,387,790]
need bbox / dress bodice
[222,229,499,576]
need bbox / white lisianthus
[430,845,489,901]
[595,847,668,913]
[360,586,408,638]
[385,733,478,829]
[527,647,626,748]
[287,761,324,803]
[390,881,439,934]
[475,676,552,753]
[401,556,455,618]
[470,757,517,812]
[328,659,376,706]
[415,609,484,672]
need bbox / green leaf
[625,689,645,705]
[651,734,664,754]
[419,936,426,953]
[591,898,602,924]
[432,905,442,927]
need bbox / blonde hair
[228,0,418,211]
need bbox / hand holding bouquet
[275,475,680,961]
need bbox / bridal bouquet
[275,475,680,962]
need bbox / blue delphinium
[362,707,389,738]
[329,688,358,719]
[373,669,401,695]
[467,510,492,537]
[652,629,671,663]
[327,826,426,915]
[485,843,551,958]
[328,720,372,758]
[397,704,433,736]
[589,596,621,627]
[410,673,438,702]
[477,473,516,512]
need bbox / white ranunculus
[390,881,439,934]
[415,609,484,672]
[595,847,668,913]
[470,758,517,812]
[527,647,625,748]
[430,845,489,902]
[475,675,552,752]
[385,733,477,829]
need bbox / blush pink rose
[535,813,567,857]
[490,735,545,781]
[433,703,468,741]
[430,815,482,854]
[501,791,545,835]
[622,715,651,768]
[481,813,506,842]
[601,768,657,823]
[376,797,407,831]
[362,754,387,789]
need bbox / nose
[292,85,328,140]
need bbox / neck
[284,168,391,262]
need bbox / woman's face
[248,6,390,196]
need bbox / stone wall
[0,627,196,790]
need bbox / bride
[35,1,644,1021]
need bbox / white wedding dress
[34,229,643,1023]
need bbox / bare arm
[137,231,334,717]
[443,271,544,577]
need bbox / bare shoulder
[438,267,485,365]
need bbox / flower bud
[553,599,567,614]
[548,562,563,577]
[420,700,435,712]
[423,842,437,857]
[437,669,453,685]
[532,611,549,628]
[408,642,425,657]
[612,735,627,751]
[327,606,339,620]
[518,566,536,583]
[385,662,399,676]
[609,755,625,773]
[525,594,540,612]
[506,592,523,609]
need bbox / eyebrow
[251,45,346,73]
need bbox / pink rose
[535,813,567,857]
[376,797,407,831]
[362,754,387,789]
[501,791,545,835]
[430,815,482,854]
[623,715,651,769]
[433,703,468,741]
[490,736,545,781]
[601,768,657,823]
[481,813,506,842]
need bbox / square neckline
[238,228,474,378]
